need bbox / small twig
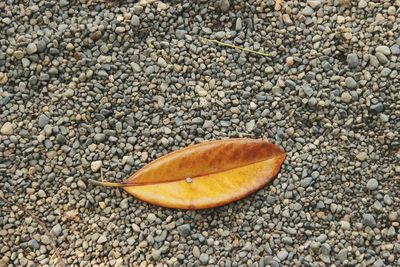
[200,37,271,57]
[0,195,65,267]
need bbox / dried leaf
[90,139,285,209]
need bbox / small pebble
[91,161,102,172]
[366,178,378,190]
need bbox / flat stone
[1,122,13,135]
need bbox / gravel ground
[1,0,399,266]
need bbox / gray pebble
[390,44,400,55]
[302,84,314,96]
[90,31,103,41]
[366,178,378,190]
[307,0,322,8]
[235,18,242,31]
[363,214,377,228]
[177,224,191,237]
[59,0,69,7]
[145,66,155,75]
[176,29,187,39]
[147,213,157,223]
[345,77,357,89]
[347,53,359,68]
[97,235,107,244]
[199,253,209,264]
[219,0,230,12]
[94,133,106,142]
[26,43,37,54]
[384,194,393,205]
[36,39,47,52]
[28,239,40,250]
[152,249,161,260]
[38,114,50,128]
[370,103,384,113]
[131,15,140,26]
[131,62,142,73]
[376,45,391,55]
[337,248,348,262]
[41,235,51,245]
[51,224,62,237]
[320,243,331,255]
[300,177,313,187]
[375,52,388,65]
[157,57,167,68]
[302,6,314,16]
[277,250,288,260]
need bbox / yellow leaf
[90,139,285,209]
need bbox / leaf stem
[88,179,129,187]
[200,37,271,57]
